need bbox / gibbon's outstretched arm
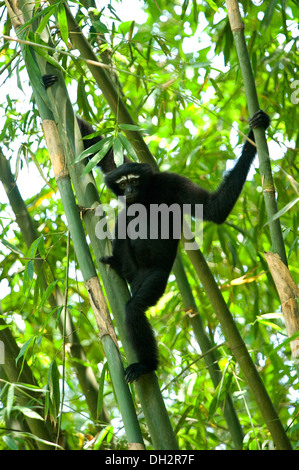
[174,110,270,223]
[203,110,270,223]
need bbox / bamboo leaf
[74,136,113,163]
[35,7,56,34]
[118,123,143,131]
[118,134,138,161]
[262,0,279,30]
[47,360,60,422]
[82,138,114,174]
[1,239,24,256]
[6,384,15,419]
[264,197,299,225]
[57,3,69,47]
[113,135,125,166]
[93,20,109,34]
[32,44,65,72]
[208,370,233,418]
[15,337,36,365]
[97,362,108,419]
[19,407,44,421]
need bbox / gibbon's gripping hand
[249,109,270,130]
[42,74,58,89]
[99,255,121,274]
[100,256,114,265]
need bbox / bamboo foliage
[57,1,292,449]
[5,0,145,450]
[0,149,109,425]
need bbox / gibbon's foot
[124,363,154,383]
[42,74,58,89]
[249,110,270,130]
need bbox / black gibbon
[43,75,270,383]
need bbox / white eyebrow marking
[115,174,140,184]
[115,176,127,184]
[127,174,140,180]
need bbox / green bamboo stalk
[185,243,292,450]
[225,0,287,266]
[42,126,145,448]
[226,1,298,385]
[5,0,145,449]
[37,4,179,449]
[173,256,244,449]
[44,77,178,451]
[53,5,244,449]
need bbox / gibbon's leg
[124,268,169,383]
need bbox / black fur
[42,74,270,383]
[101,110,270,382]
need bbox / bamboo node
[263,188,275,193]
[42,120,69,179]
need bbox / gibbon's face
[115,173,141,204]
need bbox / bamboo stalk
[225,0,287,266]
[41,118,145,448]
[53,4,245,449]
[184,237,292,449]
[226,0,298,382]
[173,256,244,449]
[5,0,145,449]
[224,0,292,448]
[264,252,299,361]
